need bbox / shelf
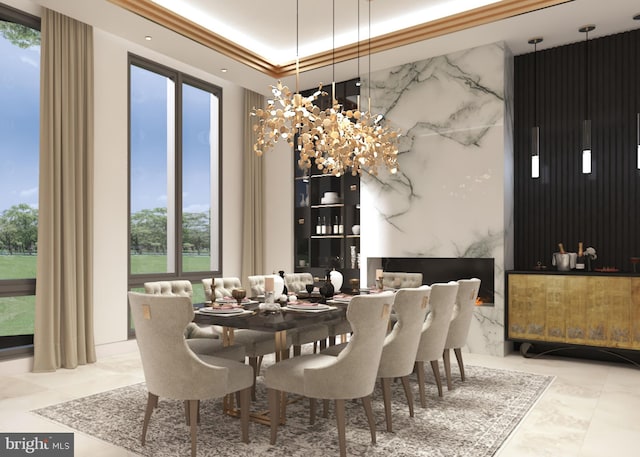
[311,235,344,239]
[346,235,360,238]
[310,203,344,209]
[310,174,339,179]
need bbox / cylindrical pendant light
[579,25,595,174]
[529,37,543,179]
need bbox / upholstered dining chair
[128,292,253,457]
[284,272,330,355]
[381,272,423,289]
[201,276,243,301]
[201,276,291,400]
[264,292,394,457]
[414,282,459,407]
[322,287,431,432]
[443,278,481,390]
[143,280,244,360]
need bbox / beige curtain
[241,90,265,289]
[33,9,95,371]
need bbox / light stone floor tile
[1,346,639,456]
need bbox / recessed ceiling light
[145,35,152,41]
[221,68,228,73]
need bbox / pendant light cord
[585,29,589,120]
[534,41,538,127]
[295,0,299,93]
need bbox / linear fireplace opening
[367,257,495,306]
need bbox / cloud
[20,55,39,68]
[183,203,210,213]
[20,187,38,197]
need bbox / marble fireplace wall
[360,42,514,356]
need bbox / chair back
[284,272,314,294]
[445,278,481,349]
[127,292,230,400]
[144,280,193,300]
[382,272,423,289]
[378,287,431,379]
[415,282,459,362]
[304,292,394,399]
[202,277,242,301]
[247,274,284,297]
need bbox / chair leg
[443,348,453,390]
[294,345,301,356]
[430,360,443,397]
[323,399,330,418]
[335,399,347,457]
[454,348,466,381]
[248,356,259,400]
[240,387,250,443]
[361,395,376,444]
[184,400,199,425]
[416,361,427,408]
[188,399,198,457]
[141,393,157,445]
[319,338,327,350]
[381,378,393,432]
[268,388,280,445]
[400,375,414,418]
[309,398,316,425]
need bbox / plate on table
[200,306,244,314]
[216,297,251,304]
[287,303,331,311]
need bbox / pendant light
[579,25,595,174]
[529,37,542,179]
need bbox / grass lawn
[1,254,211,337]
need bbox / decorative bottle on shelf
[333,216,339,235]
[338,215,344,234]
[321,216,327,234]
[576,242,585,270]
[316,217,322,235]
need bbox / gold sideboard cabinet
[506,271,640,351]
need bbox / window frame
[126,53,223,292]
[0,3,41,354]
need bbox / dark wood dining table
[193,301,346,361]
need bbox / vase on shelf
[350,246,357,269]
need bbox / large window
[128,55,221,289]
[0,5,40,351]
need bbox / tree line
[0,205,210,255]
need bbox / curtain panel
[241,90,265,289]
[33,8,95,371]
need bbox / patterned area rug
[33,363,552,457]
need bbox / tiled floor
[0,341,638,457]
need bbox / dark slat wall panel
[514,28,640,271]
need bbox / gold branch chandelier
[251,0,399,176]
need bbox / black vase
[319,271,334,302]
[279,270,288,296]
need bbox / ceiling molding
[108,0,572,79]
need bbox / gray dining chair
[414,281,459,407]
[128,292,253,457]
[264,292,394,457]
[143,280,244,360]
[443,278,481,390]
[202,276,291,400]
[322,287,431,432]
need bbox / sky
[1,31,213,217]
[0,32,40,212]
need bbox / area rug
[32,364,552,457]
